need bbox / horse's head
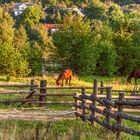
[127,70,134,84]
[127,77,131,83]
[56,79,61,86]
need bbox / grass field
[0,75,139,139]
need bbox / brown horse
[56,69,73,87]
[127,69,140,85]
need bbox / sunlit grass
[0,74,138,90]
[0,74,139,109]
[0,119,139,140]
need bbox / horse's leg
[62,79,64,87]
[65,79,68,85]
[69,76,72,86]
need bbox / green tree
[14,25,29,53]
[0,7,14,44]
[53,15,98,75]
[107,3,124,31]
[26,24,55,75]
[0,43,30,77]
[0,8,30,77]
[19,4,45,27]
[85,0,108,20]
[93,24,117,76]
[112,13,140,75]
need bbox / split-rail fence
[0,79,139,108]
[73,79,140,139]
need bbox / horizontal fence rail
[0,84,38,87]
[0,79,140,107]
[0,90,33,94]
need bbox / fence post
[105,87,112,132]
[30,79,35,91]
[74,92,79,113]
[39,80,47,107]
[91,79,98,125]
[100,81,104,94]
[28,79,35,107]
[81,87,86,121]
[116,93,124,140]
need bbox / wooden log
[105,87,112,133]
[29,79,35,107]
[37,86,134,93]
[80,87,86,121]
[90,79,98,125]
[20,90,36,106]
[74,104,140,113]
[39,80,47,107]
[0,84,38,87]
[116,93,124,139]
[38,86,108,90]
[0,99,37,104]
[72,93,140,100]
[74,92,79,115]
[0,91,32,94]
[115,100,140,106]
[97,106,140,113]
[34,93,74,96]
[115,112,140,123]
[100,81,104,94]
[30,79,35,91]
[113,124,140,136]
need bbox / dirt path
[0,109,75,121]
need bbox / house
[14,3,33,16]
[63,7,85,17]
[72,8,85,17]
[44,24,63,33]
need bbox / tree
[0,7,14,44]
[14,25,29,51]
[94,25,118,76]
[0,8,30,77]
[19,4,45,27]
[53,15,98,75]
[0,43,30,77]
[107,2,124,31]
[129,12,140,70]
[85,0,108,20]
[26,24,55,75]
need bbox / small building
[44,24,63,33]
[14,3,33,16]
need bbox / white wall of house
[14,3,33,16]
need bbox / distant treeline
[0,0,140,77]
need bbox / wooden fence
[0,79,139,108]
[73,79,140,139]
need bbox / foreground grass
[0,119,139,140]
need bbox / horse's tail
[127,70,134,83]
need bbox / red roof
[44,24,63,30]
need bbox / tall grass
[0,119,139,140]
